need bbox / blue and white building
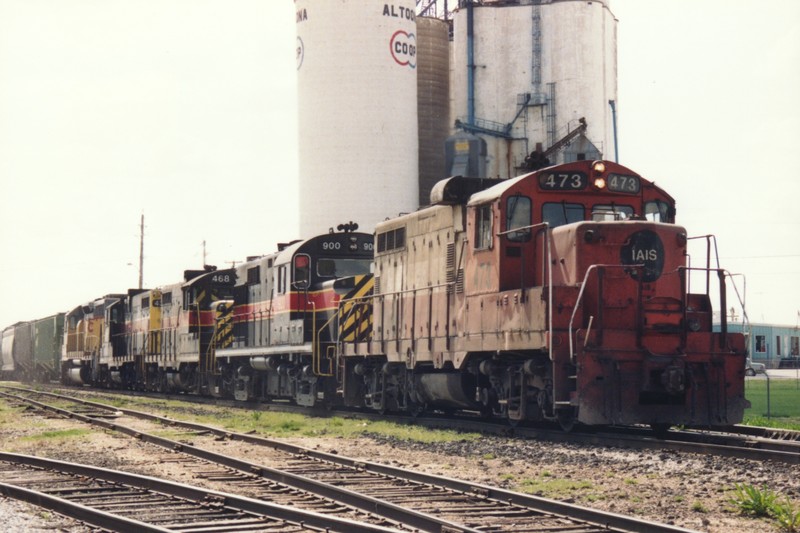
[715,322,800,368]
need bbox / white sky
[0,0,798,329]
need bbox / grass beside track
[0,398,96,449]
[56,390,484,444]
[5,380,800,435]
[743,378,800,430]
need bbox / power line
[720,254,800,259]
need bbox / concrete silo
[416,16,451,206]
[296,0,419,236]
[450,0,618,179]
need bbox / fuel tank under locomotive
[411,372,480,410]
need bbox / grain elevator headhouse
[449,0,617,179]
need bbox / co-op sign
[385,4,416,69]
[295,4,416,70]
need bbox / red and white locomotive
[337,160,748,430]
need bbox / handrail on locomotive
[686,233,749,343]
[568,263,643,365]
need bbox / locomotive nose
[620,229,665,282]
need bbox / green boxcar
[33,313,65,382]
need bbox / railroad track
[504,425,800,465]
[621,425,800,461]
[0,390,425,532]
[719,424,800,442]
[0,385,693,533]
[21,381,800,465]
[0,452,397,533]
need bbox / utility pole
[138,214,144,289]
[202,240,207,267]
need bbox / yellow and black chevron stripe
[339,275,373,343]
[214,301,234,349]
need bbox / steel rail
[0,452,399,533]
[718,424,800,442]
[2,386,699,533]
[0,389,483,533]
[0,480,172,533]
[7,384,799,464]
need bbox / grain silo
[296,0,419,236]
[416,16,450,206]
[450,0,618,179]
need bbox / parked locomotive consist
[60,231,374,404]
[3,161,749,431]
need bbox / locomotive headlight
[593,177,606,189]
[592,161,606,174]
[687,318,701,332]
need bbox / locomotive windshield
[543,202,584,228]
[506,195,532,242]
[592,204,633,221]
[317,258,372,278]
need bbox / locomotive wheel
[650,423,671,438]
[556,407,577,432]
[408,401,426,418]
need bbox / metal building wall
[450,1,617,179]
[296,0,419,236]
[720,322,800,366]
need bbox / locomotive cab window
[475,204,494,250]
[293,254,310,289]
[542,202,584,228]
[506,195,532,242]
[247,266,260,285]
[183,289,196,309]
[277,265,287,294]
[109,305,123,323]
[592,204,633,221]
[644,200,673,223]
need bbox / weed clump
[730,483,799,532]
